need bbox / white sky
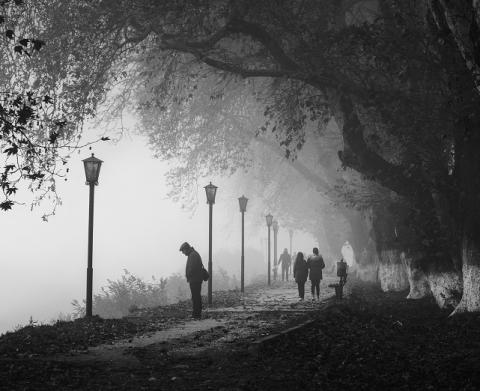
[0,125,317,334]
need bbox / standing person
[179,242,204,319]
[293,252,308,300]
[278,248,292,281]
[337,257,348,286]
[307,247,325,301]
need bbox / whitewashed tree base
[451,264,480,314]
[378,249,409,291]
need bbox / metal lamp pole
[204,182,218,305]
[82,154,103,318]
[238,196,248,293]
[273,220,279,281]
[289,229,293,256]
[266,214,273,286]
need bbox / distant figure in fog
[179,242,204,319]
[307,248,325,301]
[293,252,308,300]
[279,248,292,281]
[337,257,348,286]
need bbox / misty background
[0,123,319,334]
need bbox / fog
[0,126,318,335]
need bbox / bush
[72,267,241,319]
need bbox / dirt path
[1,278,343,390]
[58,278,337,368]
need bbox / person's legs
[189,281,202,318]
[282,267,286,281]
[311,279,320,298]
[299,282,305,299]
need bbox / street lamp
[204,182,217,305]
[273,220,279,281]
[238,195,248,293]
[82,153,103,318]
[265,214,273,286]
[289,229,294,257]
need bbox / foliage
[12,0,480,311]
[0,0,109,214]
[72,268,241,319]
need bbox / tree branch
[337,95,418,198]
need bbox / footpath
[0,277,339,390]
[4,278,479,390]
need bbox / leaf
[19,38,29,46]
[6,186,17,195]
[14,45,23,54]
[4,144,18,155]
[43,95,52,104]
[100,136,110,141]
[49,131,59,144]
[5,29,14,39]
[0,200,14,210]
[31,39,45,51]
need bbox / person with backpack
[180,242,206,319]
[307,247,325,301]
[293,252,308,300]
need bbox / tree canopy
[6,0,480,310]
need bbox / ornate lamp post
[204,182,217,305]
[82,153,103,318]
[265,214,273,286]
[238,195,248,293]
[289,229,293,257]
[273,220,279,281]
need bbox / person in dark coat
[278,248,292,281]
[293,252,308,300]
[307,247,325,301]
[180,241,204,319]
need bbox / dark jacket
[185,248,203,283]
[307,255,325,281]
[293,258,308,283]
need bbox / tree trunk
[403,251,462,308]
[452,233,480,314]
[354,207,379,283]
[378,249,409,291]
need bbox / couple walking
[293,247,325,301]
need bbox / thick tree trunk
[402,252,430,299]
[452,234,480,314]
[403,251,462,308]
[450,114,480,313]
[354,208,379,283]
[378,249,409,291]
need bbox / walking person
[293,252,308,300]
[179,242,205,319]
[338,257,348,286]
[307,247,325,301]
[279,248,292,281]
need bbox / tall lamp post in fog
[289,229,293,257]
[238,195,248,293]
[82,153,103,318]
[266,214,273,285]
[205,182,217,305]
[273,220,279,281]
